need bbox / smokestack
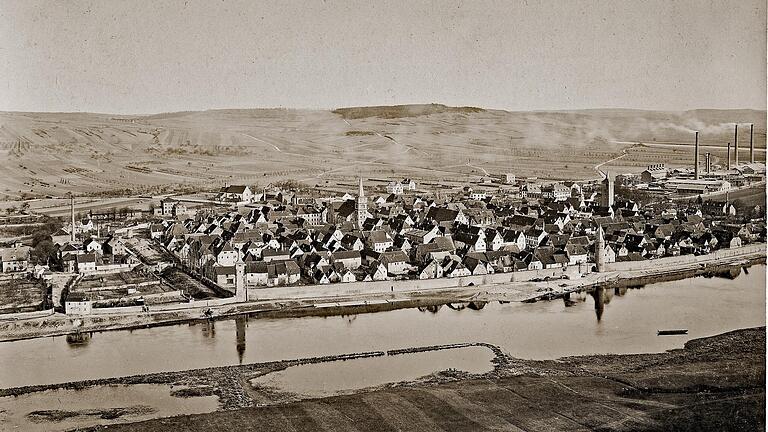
[694,131,699,180]
[70,193,75,242]
[734,124,739,167]
[705,152,711,174]
[727,142,731,170]
[749,123,754,163]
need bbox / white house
[0,245,30,273]
[65,294,92,315]
[217,185,254,203]
[367,230,393,253]
[386,182,405,195]
[76,253,97,273]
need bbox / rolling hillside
[0,106,764,198]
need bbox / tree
[31,231,51,248]
[30,240,57,265]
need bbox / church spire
[356,177,367,229]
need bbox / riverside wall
[604,243,765,272]
[90,296,239,315]
[80,243,765,314]
[246,265,583,301]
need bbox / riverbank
[0,244,764,342]
[10,326,762,431]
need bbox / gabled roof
[222,185,250,194]
[332,250,362,260]
[426,207,459,223]
[379,250,409,264]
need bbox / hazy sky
[1,0,765,114]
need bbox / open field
[52,327,764,432]
[0,106,764,199]
[0,274,45,313]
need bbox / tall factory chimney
[601,171,614,208]
[734,124,739,167]
[693,131,699,180]
[705,152,711,174]
[70,193,75,242]
[727,142,731,170]
[749,123,754,163]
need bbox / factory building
[641,164,668,183]
[665,179,731,195]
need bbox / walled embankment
[0,244,763,342]
[246,244,765,302]
[605,243,765,273]
[246,265,582,301]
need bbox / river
[0,265,764,389]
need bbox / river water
[250,346,495,399]
[0,265,764,389]
[0,384,218,432]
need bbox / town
[0,146,764,318]
[1,0,766,429]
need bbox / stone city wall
[604,243,765,272]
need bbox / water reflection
[467,301,487,310]
[66,332,91,347]
[590,287,616,322]
[235,317,246,364]
[418,304,444,313]
[202,320,215,338]
[563,291,587,308]
[714,267,742,279]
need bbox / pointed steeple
[356,177,367,229]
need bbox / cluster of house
[151,179,765,290]
[0,233,139,276]
[386,179,417,195]
[57,235,139,274]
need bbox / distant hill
[0,105,764,198]
[332,104,485,119]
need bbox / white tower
[356,177,367,229]
[234,255,246,302]
[595,225,606,273]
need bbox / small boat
[657,329,688,336]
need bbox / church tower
[234,254,246,302]
[356,177,367,229]
[595,225,606,273]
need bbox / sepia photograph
[0,0,766,430]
